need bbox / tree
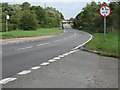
[21,2,30,10]
[74,1,99,31]
[19,10,38,30]
[44,7,63,28]
[1,2,64,31]
[74,1,119,33]
[31,6,46,28]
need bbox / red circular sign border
[99,5,112,17]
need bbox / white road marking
[17,70,31,75]
[72,34,93,50]
[31,66,41,70]
[53,40,61,42]
[75,33,77,36]
[66,52,72,55]
[37,42,50,46]
[0,77,17,84]
[58,55,64,58]
[17,46,33,50]
[40,62,49,66]
[72,33,77,37]
[67,51,73,54]
[62,32,76,41]
[63,37,68,40]
[53,57,61,60]
[68,50,79,54]
[48,59,56,63]
[63,53,69,56]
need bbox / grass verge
[84,33,119,58]
[0,28,63,39]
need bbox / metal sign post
[104,17,106,40]
[99,5,111,41]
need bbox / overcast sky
[0,0,109,19]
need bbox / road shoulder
[0,35,55,45]
[88,56,118,88]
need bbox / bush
[2,23,6,32]
[8,24,17,31]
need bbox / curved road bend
[2,24,91,78]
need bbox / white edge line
[63,53,69,56]
[17,70,31,75]
[40,62,49,66]
[58,55,65,58]
[72,34,93,50]
[48,59,56,63]
[0,77,17,84]
[31,66,41,70]
[53,57,61,60]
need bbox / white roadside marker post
[6,15,9,32]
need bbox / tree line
[74,1,119,33]
[1,2,64,32]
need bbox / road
[2,24,91,79]
[2,49,118,88]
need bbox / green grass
[0,28,63,39]
[84,33,119,58]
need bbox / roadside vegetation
[74,1,119,58]
[1,28,63,39]
[1,2,64,31]
[74,2,119,33]
[84,33,119,58]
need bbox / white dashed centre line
[53,40,61,42]
[37,42,50,46]
[17,46,33,50]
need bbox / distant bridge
[62,19,74,28]
[62,19,73,24]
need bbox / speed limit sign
[99,5,112,40]
[99,5,112,17]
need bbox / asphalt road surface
[3,50,118,88]
[2,24,91,79]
